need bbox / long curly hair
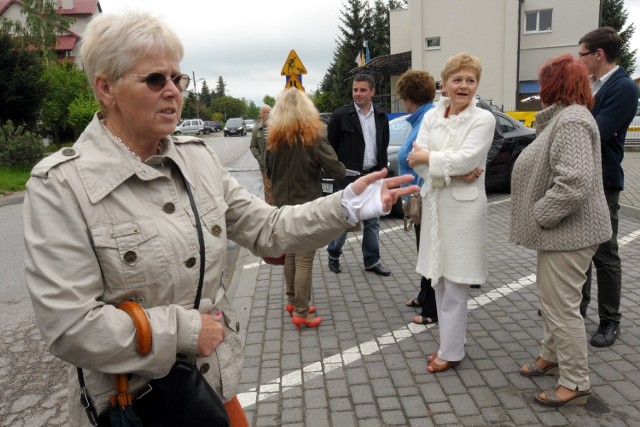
[267,88,323,150]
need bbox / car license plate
[322,182,333,194]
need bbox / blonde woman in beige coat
[22,11,416,426]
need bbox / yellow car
[506,111,537,128]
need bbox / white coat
[413,98,495,284]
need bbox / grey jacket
[510,104,612,251]
[23,114,352,425]
[249,120,267,170]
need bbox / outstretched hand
[350,168,420,213]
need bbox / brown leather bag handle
[117,301,152,355]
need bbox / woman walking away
[266,87,346,329]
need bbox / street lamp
[192,71,204,119]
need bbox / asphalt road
[0,132,263,426]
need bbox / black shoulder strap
[78,164,206,425]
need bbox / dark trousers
[581,188,621,322]
[415,224,437,319]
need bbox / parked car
[386,101,536,193]
[322,101,536,217]
[174,118,204,135]
[319,112,332,124]
[244,119,256,132]
[202,121,221,134]
[224,118,247,137]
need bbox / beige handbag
[402,193,422,231]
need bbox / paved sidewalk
[229,151,640,426]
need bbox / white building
[388,0,601,112]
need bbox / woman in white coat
[408,52,495,373]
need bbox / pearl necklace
[103,124,163,161]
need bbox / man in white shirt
[326,74,391,276]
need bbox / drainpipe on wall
[516,0,524,110]
[598,0,603,26]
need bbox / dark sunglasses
[122,73,191,91]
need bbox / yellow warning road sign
[281,50,307,76]
[285,74,305,91]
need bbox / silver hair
[80,10,184,97]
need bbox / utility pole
[192,71,204,119]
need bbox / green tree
[317,0,370,111]
[214,76,227,98]
[182,91,198,119]
[0,31,46,127]
[210,96,245,120]
[245,99,260,119]
[262,95,276,107]
[0,120,44,168]
[314,0,400,112]
[1,0,74,66]
[199,80,212,107]
[67,93,99,136]
[601,0,636,74]
[40,61,93,144]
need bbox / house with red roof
[0,0,101,62]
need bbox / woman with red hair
[510,54,612,406]
[266,88,346,329]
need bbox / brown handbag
[402,193,422,231]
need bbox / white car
[244,119,256,132]
[174,118,204,135]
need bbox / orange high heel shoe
[285,304,315,317]
[292,314,323,330]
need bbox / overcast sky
[99,0,346,105]
[98,0,640,105]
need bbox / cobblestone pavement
[229,151,640,426]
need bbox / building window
[425,37,440,50]
[525,9,552,33]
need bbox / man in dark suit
[326,74,391,276]
[578,27,639,347]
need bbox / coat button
[163,202,176,214]
[185,257,196,268]
[62,148,75,156]
[210,224,222,236]
[123,251,137,264]
[199,363,210,374]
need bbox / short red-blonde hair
[539,54,594,109]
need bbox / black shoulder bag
[78,171,230,427]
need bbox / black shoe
[365,264,391,276]
[328,259,341,273]
[590,319,620,347]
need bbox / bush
[0,121,45,168]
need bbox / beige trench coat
[23,114,351,426]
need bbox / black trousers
[581,188,621,322]
[414,224,437,320]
